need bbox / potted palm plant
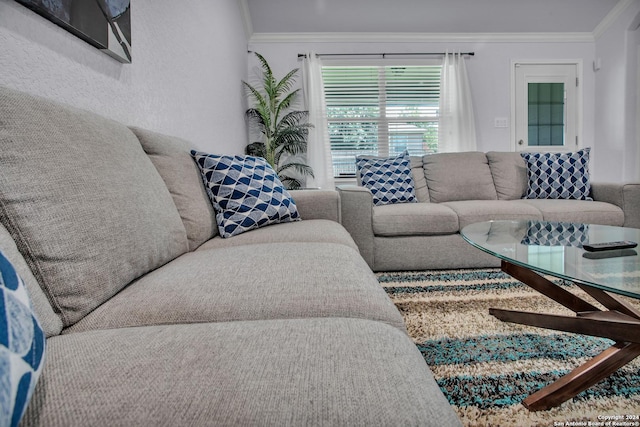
[244,52,314,189]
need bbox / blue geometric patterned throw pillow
[521,148,592,200]
[191,151,301,238]
[356,151,417,206]
[0,250,45,427]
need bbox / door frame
[510,59,583,152]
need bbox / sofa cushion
[0,223,62,338]
[64,242,406,333]
[373,203,459,237]
[0,87,189,327]
[442,200,543,230]
[521,148,593,200]
[423,152,498,203]
[515,199,624,226]
[356,151,417,206]
[130,127,218,250]
[411,156,430,202]
[0,250,46,427]
[191,151,300,238]
[26,319,461,426]
[197,219,358,252]
[486,151,528,200]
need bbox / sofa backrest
[486,151,528,200]
[410,156,430,202]
[131,127,218,250]
[422,152,498,203]
[0,86,189,327]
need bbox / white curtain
[302,52,335,189]
[439,51,477,152]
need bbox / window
[322,63,441,178]
[528,83,565,147]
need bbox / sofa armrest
[591,182,640,228]
[337,185,375,269]
[290,190,341,223]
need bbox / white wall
[637,40,640,182]
[595,1,640,182]
[249,39,598,174]
[0,0,248,153]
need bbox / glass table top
[461,220,640,299]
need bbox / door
[513,63,579,152]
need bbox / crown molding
[593,0,634,40]
[248,32,595,44]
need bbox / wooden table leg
[493,260,640,411]
[501,261,598,313]
[575,283,640,319]
[523,342,640,411]
[489,308,640,343]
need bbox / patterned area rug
[378,268,640,427]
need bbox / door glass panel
[527,83,565,146]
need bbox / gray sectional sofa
[0,86,461,426]
[339,152,640,271]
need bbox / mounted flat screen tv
[15,0,131,63]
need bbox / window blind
[322,64,441,177]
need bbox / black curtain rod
[297,52,474,59]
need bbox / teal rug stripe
[379,271,572,295]
[378,270,509,283]
[384,280,526,295]
[418,333,615,365]
[439,369,640,409]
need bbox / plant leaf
[245,142,267,158]
[275,90,300,121]
[278,162,315,178]
[279,175,303,190]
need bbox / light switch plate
[494,118,509,128]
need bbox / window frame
[322,58,442,179]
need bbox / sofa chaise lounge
[338,152,640,271]
[0,86,461,426]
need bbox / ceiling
[242,0,631,40]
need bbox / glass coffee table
[461,220,640,411]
